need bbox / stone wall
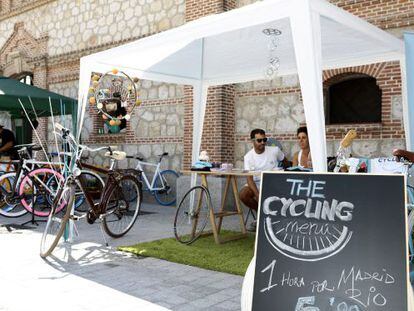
[0,0,187,173]
[48,80,78,100]
[0,0,185,56]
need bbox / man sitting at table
[239,128,285,232]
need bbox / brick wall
[331,0,414,29]
[186,0,225,22]
[200,85,235,163]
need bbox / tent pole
[400,56,411,150]
[76,60,92,142]
[191,38,208,188]
[402,33,414,150]
[290,0,327,172]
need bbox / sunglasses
[252,138,268,143]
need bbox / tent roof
[0,76,76,119]
[81,0,403,86]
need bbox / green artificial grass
[119,231,255,276]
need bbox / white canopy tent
[77,0,407,172]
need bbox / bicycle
[126,153,179,206]
[0,144,65,218]
[40,123,142,258]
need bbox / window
[18,74,33,85]
[325,74,381,124]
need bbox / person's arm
[292,152,299,166]
[0,141,13,153]
[244,152,259,199]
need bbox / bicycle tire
[102,174,142,238]
[20,168,65,217]
[39,184,74,258]
[174,185,211,244]
[0,172,29,218]
[154,169,179,206]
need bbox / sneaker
[247,220,257,232]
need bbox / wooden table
[181,169,260,244]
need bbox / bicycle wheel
[0,172,29,218]
[174,185,211,244]
[20,168,64,217]
[154,169,179,206]
[102,174,142,238]
[40,184,74,258]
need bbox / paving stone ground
[0,203,249,311]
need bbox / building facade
[0,0,411,170]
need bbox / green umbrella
[0,76,77,120]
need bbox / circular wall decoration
[88,69,142,126]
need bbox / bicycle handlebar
[54,123,118,158]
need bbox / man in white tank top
[239,129,284,231]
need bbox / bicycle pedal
[70,215,81,221]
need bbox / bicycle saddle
[126,155,144,161]
[104,150,126,161]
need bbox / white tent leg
[290,0,327,172]
[77,60,93,141]
[400,56,411,150]
[190,83,209,187]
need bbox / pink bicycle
[0,144,65,218]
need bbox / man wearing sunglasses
[239,128,285,232]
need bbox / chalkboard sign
[252,172,409,311]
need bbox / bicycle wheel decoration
[88,69,141,133]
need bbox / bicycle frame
[76,160,115,217]
[135,160,165,191]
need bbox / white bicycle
[126,153,179,206]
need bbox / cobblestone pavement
[0,203,246,311]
